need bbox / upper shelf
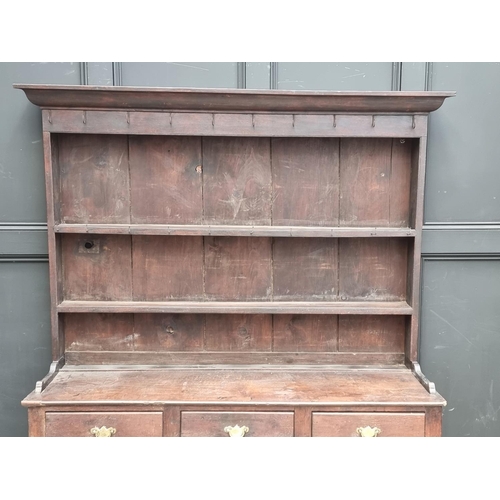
[54,224,416,238]
[14,85,455,113]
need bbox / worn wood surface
[130,136,203,224]
[55,224,416,237]
[24,368,445,406]
[272,138,339,226]
[273,238,338,300]
[203,138,272,225]
[424,406,443,436]
[59,134,130,224]
[273,315,338,352]
[27,408,45,437]
[45,411,163,437]
[339,239,408,301]
[204,237,272,300]
[57,300,412,314]
[312,411,425,437]
[338,316,405,353]
[132,236,204,300]
[64,351,405,366]
[62,234,132,300]
[181,411,294,437]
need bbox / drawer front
[181,411,294,437]
[45,412,163,437]
[312,412,425,437]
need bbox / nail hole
[165,325,174,335]
[84,241,94,249]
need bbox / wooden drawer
[45,411,163,437]
[312,412,425,437]
[181,411,294,437]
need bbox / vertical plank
[273,238,338,300]
[389,138,413,227]
[134,314,204,351]
[203,137,272,225]
[164,406,181,437]
[272,138,339,226]
[339,239,408,301]
[59,134,130,223]
[294,407,312,437]
[64,313,134,351]
[132,236,204,300]
[62,234,132,301]
[27,408,45,437]
[273,315,338,352]
[340,138,392,226]
[205,315,272,351]
[43,130,63,359]
[338,316,405,352]
[425,407,443,437]
[130,136,203,224]
[204,237,272,300]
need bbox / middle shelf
[58,300,413,315]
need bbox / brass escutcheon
[90,426,116,437]
[356,426,381,437]
[224,425,249,437]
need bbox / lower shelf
[24,366,445,437]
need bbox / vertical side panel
[43,131,63,359]
[340,138,392,227]
[338,316,405,352]
[134,314,204,351]
[203,138,272,225]
[205,315,272,351]
[272,138,339,226]
[425,407,443,437]
[294,407,312,437]
[273,238,338,300]
[389,138,413,227]
[339,239,408,301]
[273,315,338,352]
[27,408,46,437]
[204,237,272,300]
[62,234,132,300]
[132,236,204,300]
[130,136,203,224]
[59,134,130,224]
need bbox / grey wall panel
[426,62,500,223]
[0,225,48,256]
[401,62,427,91]
[275,62,394,90]
[0,262,51,436]
[422,226,500,255]
[420,258,500,436]
[246,62,271,89]
[0,62,81,223]
[121,62,238,88]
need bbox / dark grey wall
[1,61,498,436]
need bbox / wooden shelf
[58,300,413,315]
[54,224,416,238]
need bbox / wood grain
[273,238,338,300]
[45,411,163,437]
[389,139,413,226]
[338,316,405,352]
[204,237,272,300]
[340,138,392,227]
[130,136,203,224]
[64,313,134,351]
[133,314,204,351]
[272,138,339,226]
[181,411,294,437]
[59,134,130,224]
[203,138,272,225]
[273,315,338,352]
[312,412,425,437]
[339,239,408,301]
[205,314,272,351]
[62,234,132,300]
[132,236,204,300]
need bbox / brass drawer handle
[224,425,249,437]
[356,426,381,437]
[90,426,116,437]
